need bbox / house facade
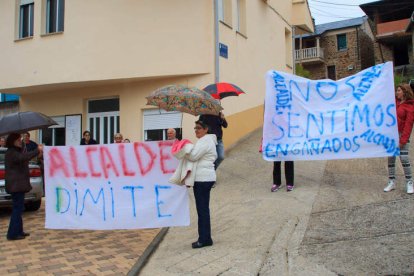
[295,17,375,80]
[0,0,313,146]
[360,0,414,67]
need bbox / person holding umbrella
[199,82,245,170]
[199,112,227,170]
[5,133,43,240]
[183,120,217,248]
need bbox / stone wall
[302,25,375,80]
[358,28,375,70]
[374,42,394,64]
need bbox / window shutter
[143,110,182,130]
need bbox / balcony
[295,47,325,64]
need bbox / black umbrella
[0,111,58,137]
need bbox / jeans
[273,161,294,186]
[7,192,25,239]
[214,139,224,170]
[193,181,215,243]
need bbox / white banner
[263,62,399,161]
[44,141,190,230]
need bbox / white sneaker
[384,180,395,192]
[407,180,413,194]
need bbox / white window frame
[39,115,65,146]
[19,0,34,38]
[46,0,64,33]
[143,109,182,141]
[87,111,120,144]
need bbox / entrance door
[393,42,409,66]
[327,65,336,80]
[87,98,120,144]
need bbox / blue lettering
[123,185,144,217]
[316,82,338,101]
[386,104,396,127]
[352,104,370,131]
[373,104,384,126]
[306,113,324,138]
[80,188,106,221]
[155,185,172,218]
[288,112,303,138]
[56,187,70,213]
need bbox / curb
[127,227,169,276]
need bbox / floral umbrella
[146,85,223,116]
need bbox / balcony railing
[295,47,324,63]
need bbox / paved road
[0,200,159,275]
[139,128,414,275]
[1,127,412,275]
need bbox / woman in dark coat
[5,133,41,240]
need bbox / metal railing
[295,47,324,61]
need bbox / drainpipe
[214,0,220,83]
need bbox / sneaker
[384,180,395,192]
[287,185,294,192]
[407,180,413,194]
[271,184,280,192]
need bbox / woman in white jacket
[187,120,217,249]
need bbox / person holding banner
[185,120,217,248]
[271,161,294,192]
[384,83,414,194]
[5,133,43,240]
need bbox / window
[327,65,336,80]
[337,34,347,51]
[19,0,34,38]
[143,110,182,141]
[46,0,64,33]
[236,0,246,35]
[40,116,65,146]
[218,0,232,27]
[87,98,120,144]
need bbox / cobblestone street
[0,199,160,276]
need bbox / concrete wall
[0,0,214,91]
[0,1,313,147]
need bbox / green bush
[295,64,311,79]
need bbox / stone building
[360,0,414,67]
[295,17,375,80]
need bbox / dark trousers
[193,181,215,243]
[273,161,294,186]
[7,192,25,239]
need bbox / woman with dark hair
[384,83,414,194]
[184,120,217,248]
[5,133,42,240]
[80,130,97,145]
